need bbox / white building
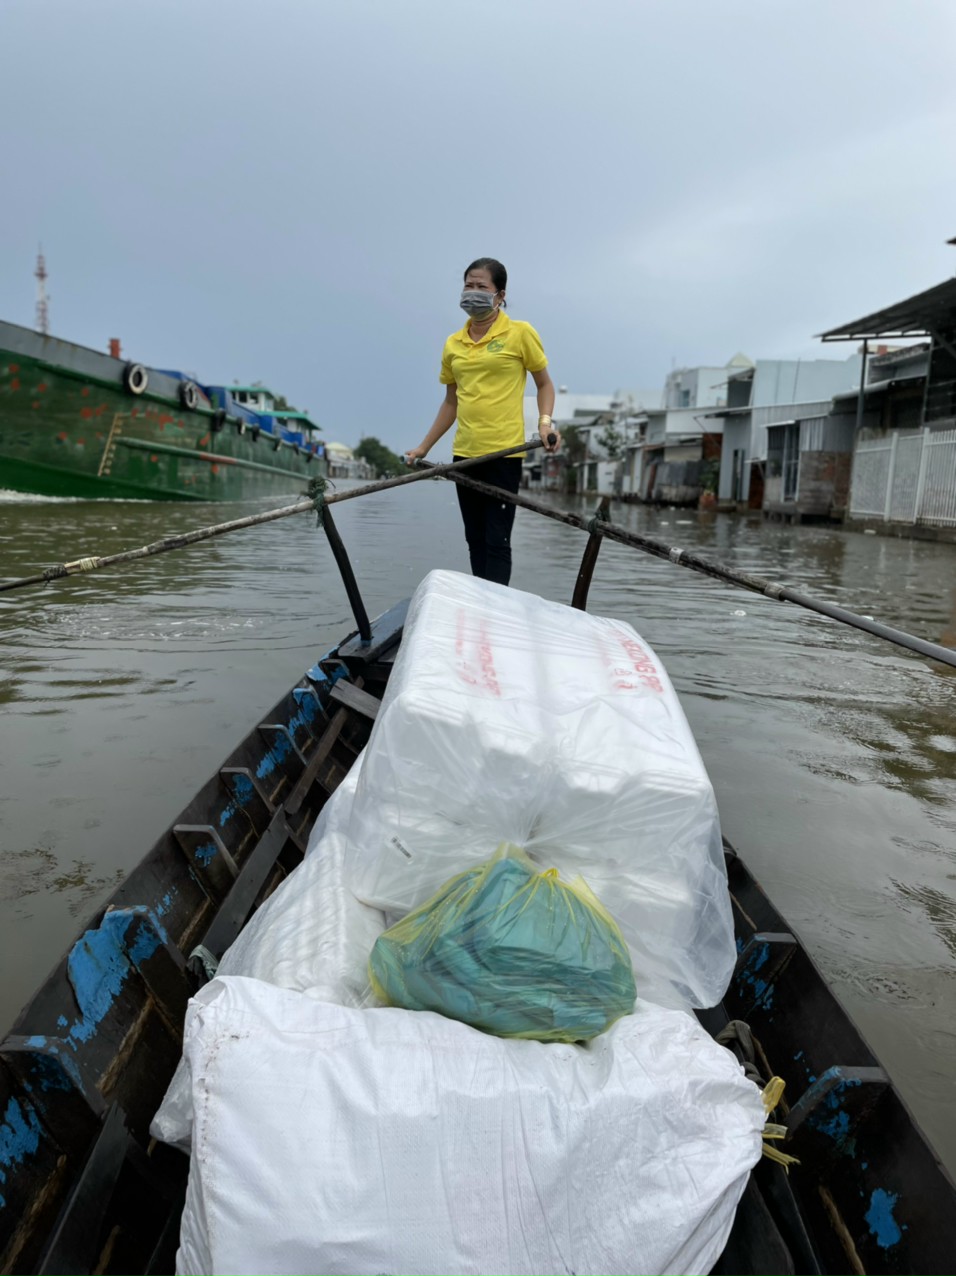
[630,406,724,504]
[712,355,864,509]
[324,441,374,480]
[523,388,660,494]
[663,353,752,409]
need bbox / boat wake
[0,488,152,505]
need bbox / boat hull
[1,598,955,1274]
[0,322,327,501]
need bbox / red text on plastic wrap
[597,632,665,694]
[454,611,502,697]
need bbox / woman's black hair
[464,257,507,306]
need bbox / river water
[2,481,955,1173]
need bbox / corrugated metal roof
[819,276,956,340]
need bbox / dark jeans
[454,455,522,586]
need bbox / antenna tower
[35,248,49,335]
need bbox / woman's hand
[405,444,429,465]
[539,426,561,453]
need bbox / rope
[715,1020,764,1086]
[585,496,611,537]
[307,475,329,527]
[188,944,220,981]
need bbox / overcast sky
[3,0,955,454]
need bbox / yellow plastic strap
[760,1077,800,1172]
[762,1076,786,1115]
[763,1144,800,1170]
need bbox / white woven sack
[174,977,764,1276]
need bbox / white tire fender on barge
[123,362,149,395]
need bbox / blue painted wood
[1,1038,104,1160]
[787,1064,890,1168]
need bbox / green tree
[354,435,404,478]
[699,458,720,494]
[596,421,625,461]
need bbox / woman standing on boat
[406,258,559,586]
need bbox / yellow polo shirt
[439,311,548,457]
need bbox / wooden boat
[2,586,955,1274]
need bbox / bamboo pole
[0,439,546,595]
[5,439,955,674]
[433,466,956,672]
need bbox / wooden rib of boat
[1,593,954,1275]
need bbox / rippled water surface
[2,481,955,1171]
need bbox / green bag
[368,844,636,1043]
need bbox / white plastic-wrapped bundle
[173,978,765,1276]
[346,570,735,1009]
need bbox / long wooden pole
[433,466,956,671]
[5,440,954,673]
[0,439,547,594]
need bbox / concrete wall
[650,406,723,443]
[751,356,862,408]
[800,451,853,511]
[622,447,644,497]
[718,416,751,502]
[727,376,752,409]
[663,366,728,409]
[867,346,929,385]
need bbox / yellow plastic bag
[368,844,637,1042]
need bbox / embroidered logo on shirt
[487,339,506,353]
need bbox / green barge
[0,319,327,501]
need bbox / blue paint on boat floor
[0,1096,42,1209]
[736,940,776,1010]
[806,1070,864,1155]
[865,1187,902,1249]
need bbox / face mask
[460,288,498,320]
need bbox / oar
[418,464,956,672]
[0,438,550,595]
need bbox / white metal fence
[850,429,956,525]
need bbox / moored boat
[0,319,327,501]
